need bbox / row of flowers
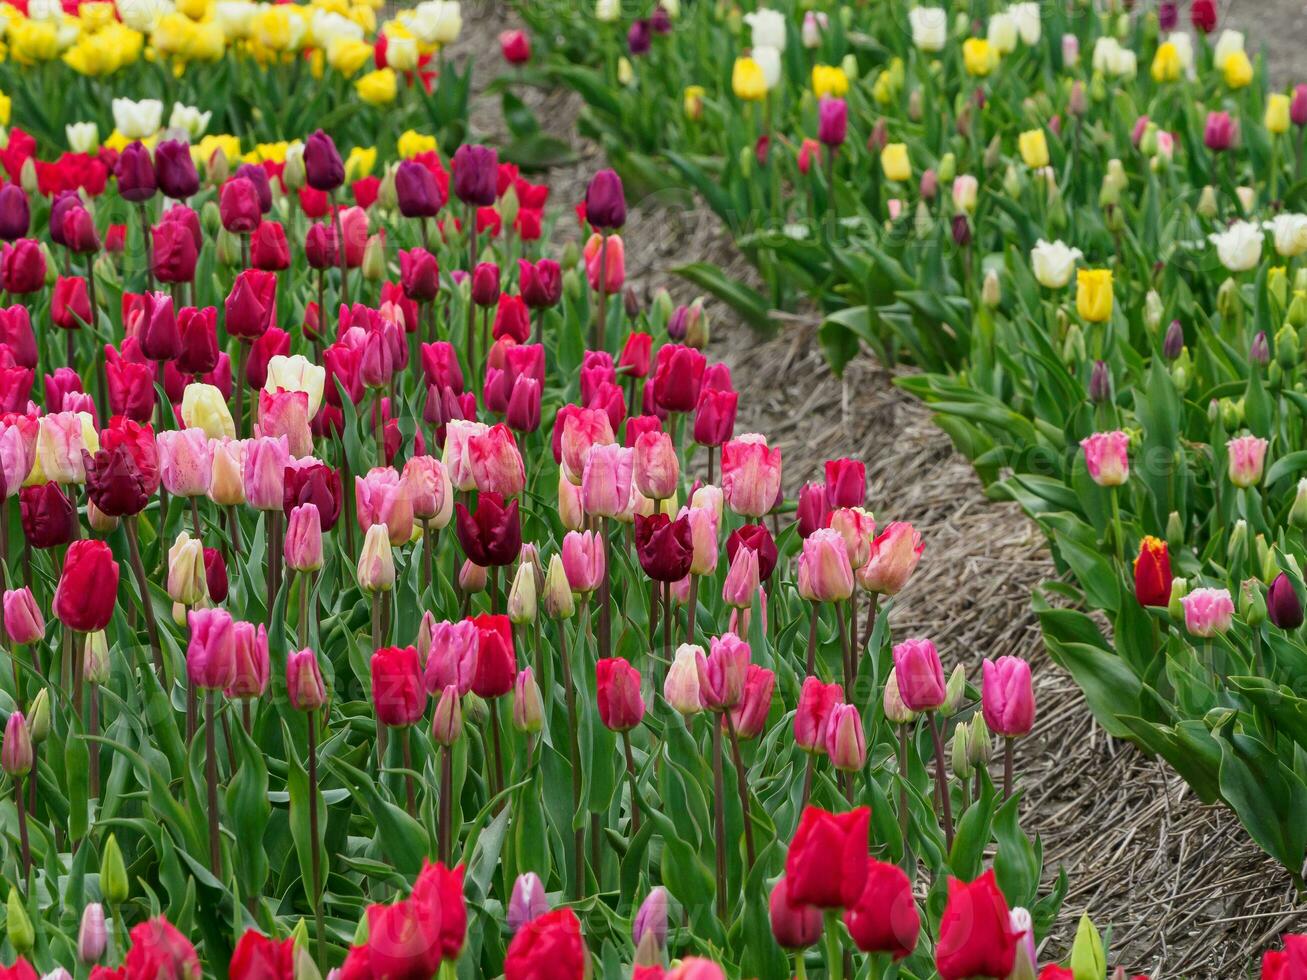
[514,0,1307,889]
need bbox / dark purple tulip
[451,144,498,207]
[818,97,847,148]
[48,192,81,248]
[115,142,157,203]
[584,169,625,230]
[395,159,443,218]
[1163,320,1185,359]
[628,18,651,54]
[1269,573,1305,630]
[1158,1,1178,30]
[651,7,672,33]
[155,139,200,200]
[1089,360,1111,403]
[0,186,29,242]
[304,129,345,192]
[235,163,273,213]
[951,213,971,247]
[62,205,99,255]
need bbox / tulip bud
[432,684,463,746]
[87,501,119,534]
[1168,576,1189,620]
[216,228,242,266]
[543,555,575,619]
[1268,573,1304,630]
[1197,185,1218,219]
[1239,578,1267,627]
[664,644,704,716]
[941,664,966,716]
[285,503,324,573]
[951,720,973,778]
[981,269,1001,307]
[1227,519,1248,567]
[1089,360,1111,403]
[508,561,537,624]
[84,630,109,685]
[633,887,669,952]
[825,704,866,771]
[376,166,398,212]
[1163,320,1185,359]
[1251,331,1270,366]
[1292,479,1307,529]
[357,523,396,593]
[463,691,489,727]
[512,668,543,733]
[7,888,32,955]
[508,872,549,934]
[1062,322,1085,363]
[100,833,129,905]
[1290,291,1307,329]
[26,690,48,744]
[882,667,917,725]
[967,711,993,766]
[1,711,31,777]
[459,559,487,593]
[1277,324,1300,369]
[938,152,956,183]
[79,903,107,964]
[362,235,385,282]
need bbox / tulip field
[0,0,1302,976]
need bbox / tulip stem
[402,726,416,814]
[334,191,350,309]
[559,620,584,899]
[725,713,756,866]
[928,713,954,852]
[15,775,29,879]
[836,601,853,701]
[234,341,247,439]
[205,692,220,874]
[421,520,434,598]
[805,603,819,675]
[823,910,844,980]
[800,753,815,813]
[370,590,383,652]
[598,519,611,663]
[124,516,165,680]
[661,579,672,689]
[189,497,202,538]
[489,701,505,811]
[1003,736,1014,800]
[622,732,642,837]
[794,952,807,980]
[438,745,453,866]
[712,722,728,921]
[465,204,477,377]
[138,203,154,290]
[594,232,608,352]
[898,724,911,873]
[686,573,699,646]
[307,709,325,970]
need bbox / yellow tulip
[153,12,197,56]
[187,21,225,60]
[10,20,61,65]
[1266,93,1291,135]
[252,5,298,50]
[0,92,10,128]
[731,56,766,101]
[326,35,371,75]
[811,64,848,98]
[1076,269,1113,323]
[962,37,995,77]
[397,129,437,158]
[683,84,705,121]
[1150,41,1181,82]
[1018,129,1049,169]
[356,67,397,105]
[78,2,116,30]
[103,129,130,153]
[347,4,376,33]
[345,145,377,180]
[181,384,236,440]
[1223,49,1253,89]
[881,143,911,182]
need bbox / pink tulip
[721,545,760,608]
[226,621,269,699]
[2,711,31,777]
[981,656,1035,737]
[403,455,450,524]
[0,414,37,496]
[355,467,416,546]
[3,587,43,646]
[561,530,605,593]
[797,528,855,603]
[187,608,237,691]
[468,423,526,497]
[856,522,923,596]
[583,232,625,292]
[721,435,782,518]
[156,428,212,497]
[207,437,247,506]
[442,419,490,493]
[581,443,634,519]
[829,507,876,569]
[1080,430,1130,487]
[634,430,678,501]
[424,618,479,695]
[696,633,750,711]
[37,411,95,484]
[1181,587,1235,637]
[559,407,615,484]
[794,676,843,753]
[257,388,312,458]
[891,637,946,712]
[286,647,327,711]
[682,504,720,576]
[558,472,584,531]
[285,503,324,572]
[242,435,290,511]
[825,703,866,771]
[1227,435,1268,488]
[728,663,775,739]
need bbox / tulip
[2,712,31,778]
[3,589,43,647]
[721,545,760,608]
[62,206,99,255]
[585,169,626,230]
[635,513,693,582]
[634,430,678,500]
[521,259,562,309]
[395,160,443,218]
[892,638,946,711]
[982,656,1035,738]
[1134,534,1172,608]
[697,633,749,712]
[167,532,207,607]
[225,268,277,340]
[798,528,855,603]
[844,859,920,959]
[78,904,107,965]
[1,240,45,295]
[358,523,396,593]
[455,492,522,568]
[512,667,544,733]
[423,619,478,695]
[432,685,462,746]
[286,648,327,711]
[1181,587,1234,637]
[371,646,425,727]
[580,443,634,519]
[1228,434,1269,488]
[729,663,774,739]
[857,522,924,595]
[471,613,516,699]
[53,540,119,632]
[155,139,200,199]
[20,483,76,550]
[115,142,157,202]
[721,436,782,518]
[242,435,288,511]
[451,144,498,207]
[400,249,440,303]
[82,447,148,518]
[468,423,526,498]
[664,644,704,715]
[284,503,324,573]
[784,805,870,908]
[176,306,219,376]
[936,871,1019,980]
[652,344,706,413]
[1204,110,1236,151]
[0,186,29,242]
[508,873,550,934]
[304,130,345,191]
[596,657,645,731]
[182,385,234,440]
[1268,573,1304,630]
[219,177,261,235]
[824,702,866,771]
[227,622,269,699]
[502,908,588,980]
[187,608,236,690]
[770,877,823,951]
[1080,431,1129,487]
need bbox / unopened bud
[512,668,543,733]
[1168,576,1189,620]
[431,685,463,746]
[78,903,107,964]
[883,668,917,725]
[7,888,32,954]
[982,269,1001,308]
[100,834,129,906]
[1292,479,1307,529]
[1240,578,1267,626]
[951,720,973,778]
[1197,185,1218,219]
[1251,331,1270,366]
[1089,360,1111,403]
[1163,320,1185,359]
[27,689,48,744]
[967,711,993,765]
[543,555,575,619]
[508,561,536,625]
[941,664,966,716]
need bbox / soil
[446,2,1307,974]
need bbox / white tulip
[65,122,99,154]
[987,12,1018,54]
[310,9,363,47]
[744,8,787,50]
[265,355,327,418]
[1208,220,1264,272]
[1265,215,1307,258]
[753,45,782,90]
[386,35,418,71]
[214,0,257,38]
[658,0,678,17]
[908,7,947,53]
[169,102,211,140]
[594,0,618,22]
[1030,239,1083,289]
[26,0,59,21]
[111,98,164,140]
[1009,2,1040,45]
[117,0,173,32]
[409,0,461,42]
[1166,31,1193,72]
[1212,29,1244,70]
[800,10,826,49]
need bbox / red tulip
[520,258,561,309]
[634,513,693,582]
[413,860,467,961]
[107,358,155,422]
[139,291,181,361]
[20,483,75,549]
[935,871,1019,980]
[500,28,531,63]
[0,958,35,980]
[51,276,91,330]
[83,446,148,517]
[503,908,588,980]
[363,898,442,980]
[1134,535,1172,608]
[824,457,865,509]
[470,613,516,698]
[400,248,439,302]
[152,220,197,283]
[219,176,262,233]
[728,663,775,739]
[122,917,199,980]
[0,366,32,413]
[693,387,737,447]
[783,805,870,908]
[0,307,35,368]
[283,460,343,530]
[725,524,778,581]
[493,294,530,344]
[1263,934,1307,980]
[245,327,290,390]
[421,341,464,393]
[371,645,426,727]
[596,657,645,731]
[844,858,920,959]
[652,344,706,413]
[225,269,277,340]
[177,305,219,376]
[305,222,339,269]
[794,676,842,752]
[251,220,291,271]
[769,877,823,950]
[1,240,45,294]
[228,930,294,980]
